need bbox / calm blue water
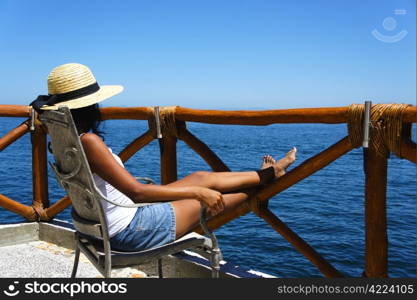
[1,117,416,277]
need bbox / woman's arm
[80,133,224,212]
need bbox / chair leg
[104,266,111,278]
[71,245,80,278]
[104,256,112,278]
[158,259,163,278]
[211,250,221,278]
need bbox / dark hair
[70,103,104,139]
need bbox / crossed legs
[169,147,297,238]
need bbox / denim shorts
[109,202,176,252]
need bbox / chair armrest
[199,208,223,261]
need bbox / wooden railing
[0,104,416,278]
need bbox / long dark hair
[70,103,104,139]
[47,103,104,154]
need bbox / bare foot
[260,148,297,178]
[261,155,276,169]
[262,147,297,178]
[272,147,297,178]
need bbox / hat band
[53,82,100,102]
[30,82,100,113]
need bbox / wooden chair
[39,106,222,278]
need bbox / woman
[31,63,297,251]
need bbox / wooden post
[160,136,177,184]
[363,148,388,277]
[31,115,49,211]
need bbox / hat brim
[41,85,123,110]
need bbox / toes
[261,155,268,168]
[262,154,280,169]
[286,147,297,162]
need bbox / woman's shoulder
[80,132,102,142]
[80,133,107,151]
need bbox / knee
[192,171,214,186]
[193,171,211,179]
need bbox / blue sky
[0,0,415,109]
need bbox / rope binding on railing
[347,103,411,158]
[148,106,179,138]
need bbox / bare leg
[171,192,248,238]
[169,148,297,238]
[168,147,297,193]
[168,170,260,193]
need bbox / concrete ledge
[0,222,39,247]
[39,221,76,250]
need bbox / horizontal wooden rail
[100,105,417,124]
[100,107,152,120]
[2,105,416,123]
[176,107,349,124]
[0,105,31,118]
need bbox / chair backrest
[39,106,109,239]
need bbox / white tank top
[92,148,138,237]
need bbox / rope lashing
[347,103,411,158]
[148,106,179,138]
[160,106,179,137]
[32,202,49,221]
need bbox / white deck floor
[0,235,147,278]
[0,221,273,278]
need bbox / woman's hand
[195,187,225,215]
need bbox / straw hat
[39,63,123,110]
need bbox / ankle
[256,167,275,184]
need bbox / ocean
[0,117,416,277]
